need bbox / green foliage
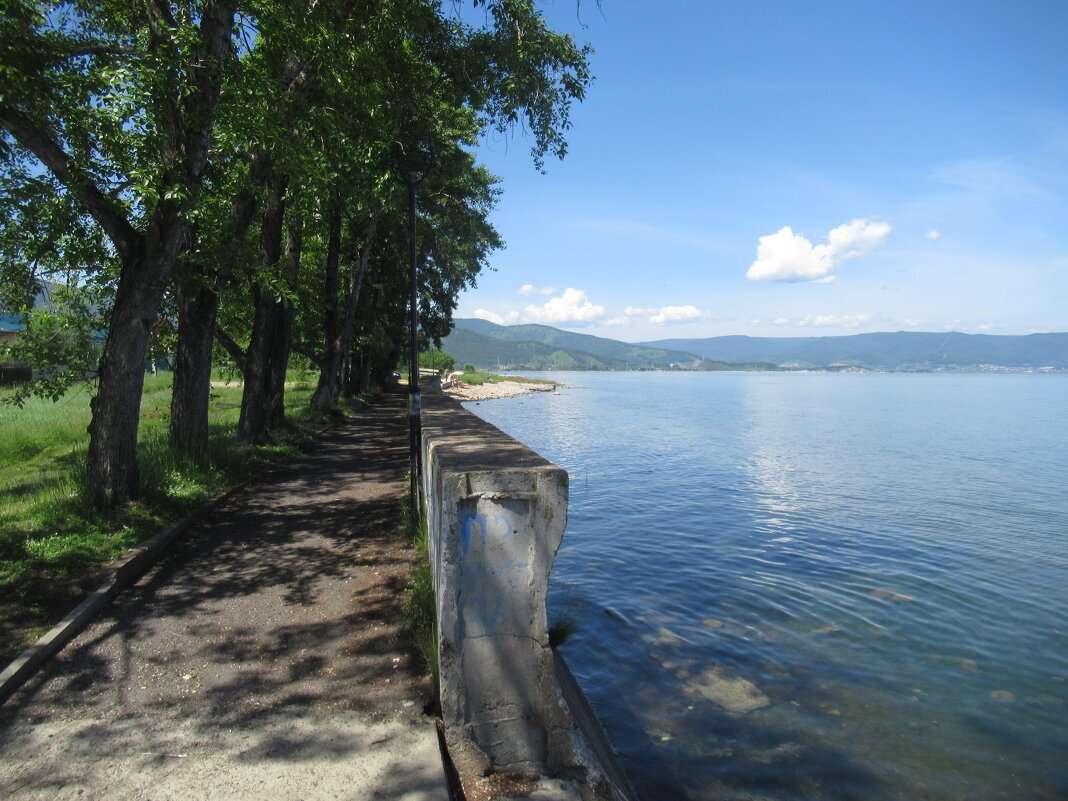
[469,0,594,170]
[402,495,438,694]
[418,347,454,374]
[457,370,485,385]
[404,561,436,651]
[0,169,115,315]
[1,284,102,405]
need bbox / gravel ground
[0,391,446,801]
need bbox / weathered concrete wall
[421,394,636,800]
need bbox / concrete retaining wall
[421,394,636,800]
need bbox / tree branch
[180,1,240,185]
[54,43,138,59]
[0,104,138,261]
[290,340,325,369]
[212,322,246,371]
[146,0,182,165]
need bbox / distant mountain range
[443,319,1068,372]
[443,319,698,370]
[639,331,1068,371]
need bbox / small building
[0,284,107,385]
[1,313,22,344]
[0,314,30,384]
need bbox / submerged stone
[684,667,770,714]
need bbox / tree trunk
[238,171,287,444]
[237,285,276,443]
[309,199,342,411]
[168,151,271,453]
[311,211,377,411]
[267,217,302,427]
[170,260,221,456]
[86,235,180,506]
[357,349,371,394]
[339,352,351,398]
[2,1,239,507]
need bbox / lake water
[463,372,1068,801]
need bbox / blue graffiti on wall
[460,510,529,636]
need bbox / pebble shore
[442,379,558,402]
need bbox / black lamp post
[393,138,435,526]
[407,168,421,524]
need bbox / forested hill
[444,319,699,369]
[446,320,1068,371]
[638,331,1068,370]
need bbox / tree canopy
[0,0,592,507]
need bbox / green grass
[0,371,362,666]
[456,371,554,386]
[401,496,438,698]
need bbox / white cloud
[474,308,519,326]
[808,313,871,327]
[522,288,606,324]
[975,323,994,332]
[649,305,704,325]
[746,218,892,283]
[925,229,942,241]
[519,283,557,296]
[600,316,632,327]
[773,313,873,328]
[903,318,921,327]
[622,304,707,325]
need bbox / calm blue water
[465,372,1068,801]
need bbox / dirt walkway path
[0,391,446,800]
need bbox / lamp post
[393,137,434,526]
[407,168,421,525]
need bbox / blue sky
[453,0,1068,341]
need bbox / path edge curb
[0,469,261,707]
[0,393,375,708]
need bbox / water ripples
[467,372,1068,801]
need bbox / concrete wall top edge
[422,394,561,475]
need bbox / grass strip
[0,371,366,667]
[401,496,439,700]
[455,371,554,386]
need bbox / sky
[452,0,1068,342]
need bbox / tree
[1,0,593,495]
[0,0,238,506]
[419,347,455,375]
